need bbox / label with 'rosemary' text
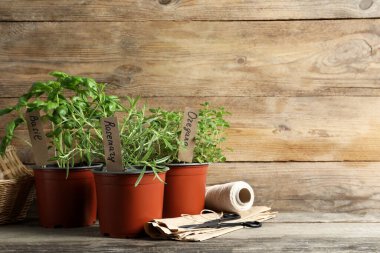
[101,117,123,171]
[178,107,199,162]
[25,110,49,166]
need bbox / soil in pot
[33,164,100,228]
[94,170,166,238]
[163,163,208,218]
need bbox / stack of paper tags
[144,206,277,241]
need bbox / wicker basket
[0,146,35,224]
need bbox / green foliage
[0,72,123,168]
[194,102,230,163]
[0,71,230,184]
[113,98,178,186]
[146,107,182,163]
[148,102,231,164]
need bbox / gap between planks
[3,18,380,22]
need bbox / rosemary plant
[116,97,175,186]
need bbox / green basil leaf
[57,106,68,117]
[50,71,69,79]
[0,107,15,116]
[0,117,24,155]
[46,101,59,111]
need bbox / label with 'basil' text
[101,117,123,171]
[25,110,49,166]
[178,107,199,162]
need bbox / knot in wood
[359,0,374,10]
[159,0,172,5]
[237,56,247,65]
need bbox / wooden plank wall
[1,1,380,219]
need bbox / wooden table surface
[1,214,379,253]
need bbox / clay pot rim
[93,167,168,175]
[30,163,104,170]
[167,162,209,167]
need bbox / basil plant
[0,72,123,168]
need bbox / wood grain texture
[1,221,380,252]
[1,1,380,221]
[1,20,380,98]
[208,162,380,215]
[2,96,380,162]
[267,212,380,223]
[0,0,379,21]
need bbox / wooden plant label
[178,107,199,162]
[25,110,49,166]
[101,117,123,171]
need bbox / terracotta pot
[163,163,208,218]
[33,164,100,228]
[94,170,166,238]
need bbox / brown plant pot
[33,165,99,228]
[93,170,166,238]
[163,163,208,218]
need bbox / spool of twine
[205,181,254,213]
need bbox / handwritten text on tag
[178,107,199,162]
[101,117,123,171]
[25,110,49,166]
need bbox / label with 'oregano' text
[101,117,123,171]
[178,107,199,162]
[25,110,49,166]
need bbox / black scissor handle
[222,213,241,220]
[217,220,262,228]
[242,221,262,228]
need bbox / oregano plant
[0,71,123,168]
[147,102,231,163]
[194,102,230,163]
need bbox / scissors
[217,220,262,228]
[217,213,262,228]
[198,213,261,228]
[181,212,262,229]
